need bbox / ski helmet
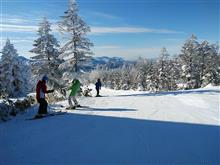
[42,75,48,81]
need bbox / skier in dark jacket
[95,78,102,97]
[36,75,54,115]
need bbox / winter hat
[42,75,48,81]
[72,78,80,83]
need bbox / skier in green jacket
[67,78,81,109]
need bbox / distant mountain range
[81,56,128,71]
[21,56,130,72]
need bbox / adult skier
[36,75,54,115]
[67,78,81,109]
[95,78,102,97]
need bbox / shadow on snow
[81,107,137,112]
[116,89,220,97]
[2,112,219,165]
[51,104,137,112]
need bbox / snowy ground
[0,85,219,165]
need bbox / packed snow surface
[0,86,219,165]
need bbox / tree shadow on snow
[3,113,219,165]
[116,89,220,97]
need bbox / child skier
[83,86,92,97]
[95,78,102,97]
[67,78,81,109]
[36,75,54,115]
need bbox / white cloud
[0,14,29,24]
[0,14,60,33]
[2,18,29,24]
[0,24,38,32]
[90,26,184,35]
[0,24,60,33]
[0,19,183,35]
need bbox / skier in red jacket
[36,75,54,115]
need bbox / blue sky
[0,0,219,60]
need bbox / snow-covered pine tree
[146,59,159,92]
[0,39,16,97]
[110,69,122,90]
[200,43,220,86]
[0,64,3,95]
[127,65,139,90]
[0,39,31,97]
[157,47,171,91]
[195,41,211,86]
[15,57,32,95]
[168,56,181,90]
[136,57,151,91]
[179,34,200,89]
[120,64,133,90]
[58,0,93,73]
[30,17,63,89]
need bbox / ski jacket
[36,80,53,102]
[70,79,80,96]
[36,80,47,101]
[95,81,102,90]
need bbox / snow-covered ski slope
[0,85,219,165]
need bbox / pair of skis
[27,105,89,120]
[26,111,67,120]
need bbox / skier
[95,78,102,97]
[36,75,54,115]
[67,78,81,109]
[83,86,92,97]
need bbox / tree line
[0,0,219,98]
[88,35,220,92]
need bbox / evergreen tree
[30,17,63,89]
[169,56,181,90]
[179,34,199,89]
[136,58,151,91]
[121,64,134,90]
[58,0,93,73]
[0,39,17,96]
[157,47,171,91]
[196,41,220,86]
[0,39,31,97]
[30,17,60,61]
[147,60,159,92]
[0,64,2,94]
[201,43,220,86]
[14,57,32,96]
[197,41,210,85]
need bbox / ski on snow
[64,105,90,110]
[26,111,67,120]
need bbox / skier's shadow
[84,107,137,112]
[50,105,137,112]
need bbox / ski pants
[38,98,48,114]
[96,88,100,96]
[68,95,79,107]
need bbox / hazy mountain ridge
[83,56,128,71]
